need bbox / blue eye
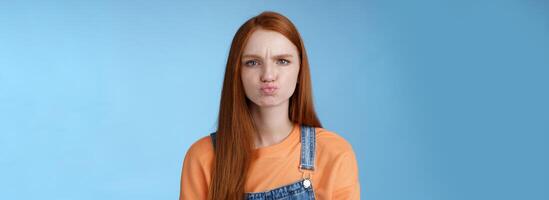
[277,59,290,65]
[244,60,260,67]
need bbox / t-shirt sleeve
[332,150,361,199]
[179,141,210,200]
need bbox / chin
[255,98,283,107]
[257,101,280,107]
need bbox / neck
[249,101,294,148]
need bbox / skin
[240,29,301,148]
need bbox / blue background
[1,0,548,199]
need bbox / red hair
[209,11,322,200]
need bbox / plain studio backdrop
[1,0,548,199]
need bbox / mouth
[260,86,278,95]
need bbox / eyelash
[244,59,291,67]
[245,60,260,66]
[277,59,290,65]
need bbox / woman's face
[240,29,300,108]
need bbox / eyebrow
[241,54,294,59]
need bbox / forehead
[242,29,299,56]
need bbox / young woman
[180,11,360,200]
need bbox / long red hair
[209,11,322,200]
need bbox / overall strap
[299,125,316,171]
[210,125,317,172]
[209,132,217,149]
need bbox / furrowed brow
[241,54,262,59]
[272,54,293,59]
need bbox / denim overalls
[210,124,316,200]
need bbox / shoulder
[180,134,215,199]
[313,127,360,189]
[314,127,356,157]
[183,134,215,164]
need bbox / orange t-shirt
[179,123,360,199]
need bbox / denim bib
[210,125,316,200]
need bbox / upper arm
[332,151,361,199]
[179,138,213,200]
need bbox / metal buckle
[299,167,313,180]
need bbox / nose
[260,62,276,82]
